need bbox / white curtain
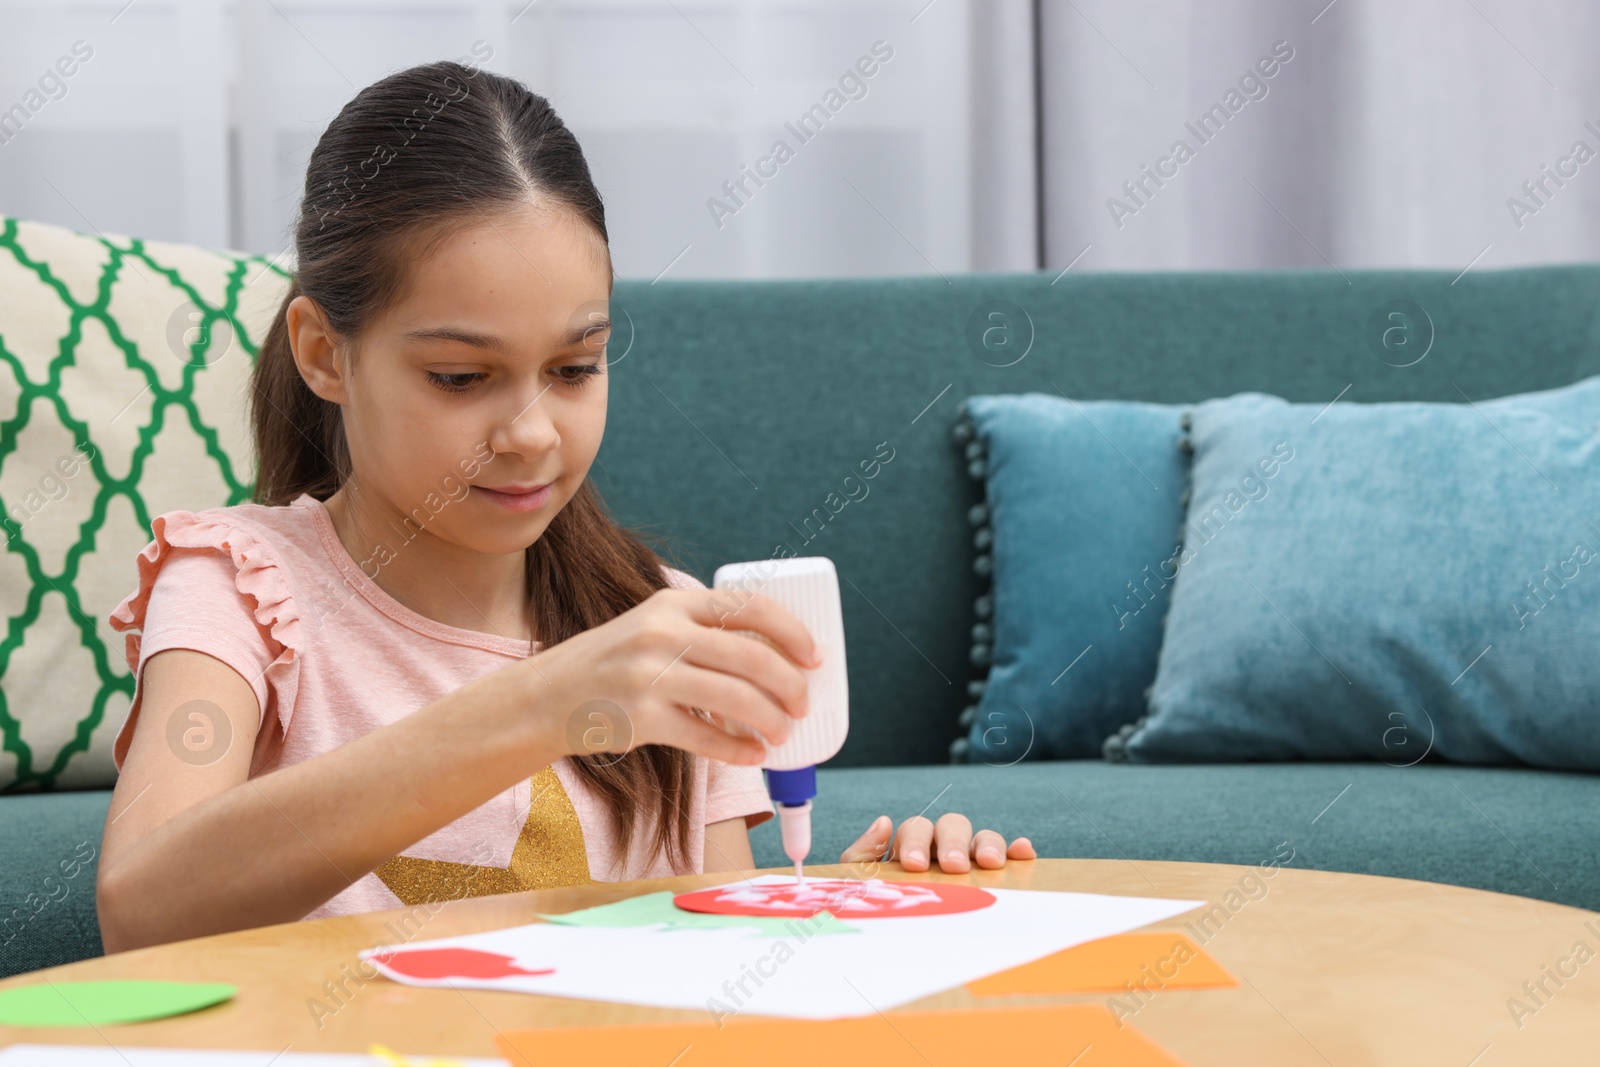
[1036,0,1600,272]
[0,0,988,280]
[5,0,1590,276]
[971,0,1041,272]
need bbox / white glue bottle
[712,557,850,883]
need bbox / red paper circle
[673,879,995,919]
[369,947,554,980]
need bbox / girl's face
[309,201,612,556]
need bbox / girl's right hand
[524,586,824,766]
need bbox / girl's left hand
[839,813,1036,873]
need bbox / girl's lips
[473,483,552,512]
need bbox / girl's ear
[285,294,350,404]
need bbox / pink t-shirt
[108,491,773,921]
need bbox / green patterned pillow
[0,215,293,791]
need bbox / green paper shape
[0,980,237,1027]
[539,891,858,936]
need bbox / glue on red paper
[367,946,553,981]
[673,878,995,919]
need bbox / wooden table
[2,859,1598,1064]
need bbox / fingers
[655,707,767,766]
[933,812,974,873]
[658,662,796,748]
[971,828,1008,869]
[886,815,1035,873]
[839,815,893,864]
[682,624,811,722]
[691,589,823,673]
[893,815,935,871]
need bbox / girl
[96,59,1033,953]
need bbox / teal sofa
[5,263,1599,980]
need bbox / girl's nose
[490,382,562,457]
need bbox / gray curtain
[1029,0,1600,272]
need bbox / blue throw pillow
[954,393,1189,763]
[1110,375,1600,770]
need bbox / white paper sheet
[0,1048,502,1067]
[361,876,1204,1020]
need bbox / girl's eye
[556,363,605,388]
[426,364,603,394]
[425,371,483,393]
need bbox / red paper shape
[369,947,554,981]
[674,878,995,919]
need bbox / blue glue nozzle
[763,766,817,807]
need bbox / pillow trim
[950,397,992,764]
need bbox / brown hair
[249,58,698,873]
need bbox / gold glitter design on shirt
[373,764,590,906]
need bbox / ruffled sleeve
[107,509,305,771]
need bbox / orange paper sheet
[967,931,1236,997]
[496,1003,1185,1067]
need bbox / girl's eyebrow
[402,326,505,351]
[402,319,612,352]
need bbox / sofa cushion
[0,215,292,791]
[953,393,1187,762]
[751,761,1600,914]
[0,789,111,978]
[1112,376,1600,769]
